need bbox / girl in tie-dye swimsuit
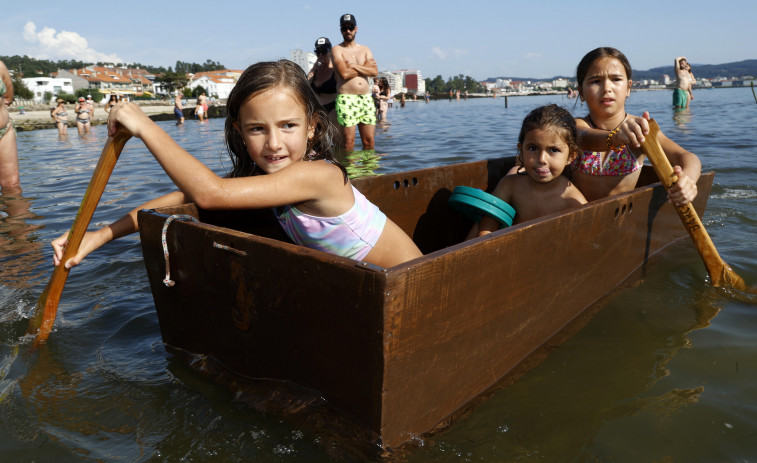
[572,47,701,205]
[52,60,422,272]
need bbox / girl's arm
[478,176,515,236]
[576,113,651,151]
[107,102,345,212]
[577,113,700,205]
[53,190,187,268]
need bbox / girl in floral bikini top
[571,114,641,177]
[571,47,701,205]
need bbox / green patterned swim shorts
[336,93,377,127]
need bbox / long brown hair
[224,60,346,180]
[576,47,632,99]
[516,104,579,166]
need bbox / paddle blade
[28,130,131,345]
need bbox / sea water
[1,88,756,461]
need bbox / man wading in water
[331,13,378,152]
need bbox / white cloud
[22,21,123,63]
[431,47,468,60]
[524,52,542,60]
[432,47,447,59]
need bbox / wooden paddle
[639,119,750,292]
[28,129,131,346]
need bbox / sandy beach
[9,102,224,131]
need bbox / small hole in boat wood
[393,181,400,189]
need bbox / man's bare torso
[332,43,372,95]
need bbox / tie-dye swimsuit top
[275,185,387,261]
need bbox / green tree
[155,71,189,94]
[75,88,103,102]
[11,75,33,100]
[191,85,207,98]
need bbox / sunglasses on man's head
[341,25,355,32]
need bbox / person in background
[75,96,92,134]
[0,59,20,194]
[307,37,339,132]
[377,77,391,122]
[86,94,96,121]
[173,91,185,124]
[51,98,69,137]
[199,92,209,118]
[331,13,378,151]
[673,56,695,108]
[104,94,119,113]
[194,98,205,121]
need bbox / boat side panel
[138,210,388,431]
[376,173,713,448]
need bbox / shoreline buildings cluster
[15,59,757,105]
[483,73,757,95]
[20,66,245,104]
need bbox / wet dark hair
[224,60,346,180]
[516,104,579,165]
[576,47,632,98]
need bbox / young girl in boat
[476,104,587,236]
[52,60,422,269]
[572,47,701,205]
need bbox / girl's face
[579,57,631,119]
[234,87,314,174]
[518,128,574,184]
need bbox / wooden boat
[137,157,714,450]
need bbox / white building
[186,70,243,99]
[391,69,425,95]
[290,49,316,74]
[21,77,75,103]
[552,78,569,88]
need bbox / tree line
[424,74,484,95]
[0,55,226,77]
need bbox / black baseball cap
[340,14,356,27]
[314,37,332,51]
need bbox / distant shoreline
[9,103,226,132]
[8,85,746,132]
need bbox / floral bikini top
[572,116,642,176]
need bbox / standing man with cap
[331,13,378,152]
[86,94,96,123]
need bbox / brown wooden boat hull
[138,157,714,449]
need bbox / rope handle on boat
[161,214,199,287]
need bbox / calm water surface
[1,88,756,461]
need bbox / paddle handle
[640,120,745,290]
[29,130,131,345]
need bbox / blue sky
[2,0,755,80]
